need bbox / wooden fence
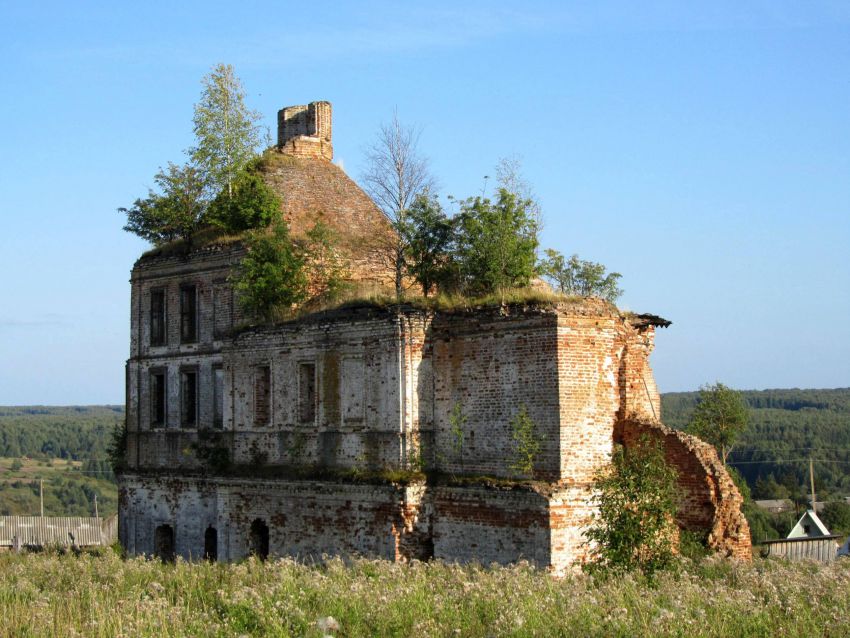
[762,536,840,562]
[0,515,117,549]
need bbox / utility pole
[810,457,816,512]
[94,493,103,546]
[39,479,44,517]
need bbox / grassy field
[1,551,849,637]
[0,457,117,517]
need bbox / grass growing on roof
[138,225,245,260]
[235,286,616,330]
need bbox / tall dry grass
[1,550,848,637]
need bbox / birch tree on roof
[191,63,263,200]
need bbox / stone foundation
[119,475,601,574]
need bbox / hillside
[662,388,850,500]
[0,456,117,517]
[0,406,121,516]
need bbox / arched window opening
[249,518,269,560]
[204,526,218,561]
[154,524,175,562]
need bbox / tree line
[662,387,850,542]
[0,407,121,516]
[662,387,850,500]
[0,406,121,462]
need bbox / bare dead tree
[362,112,436,297]
[495,155,543,233]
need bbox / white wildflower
[316,616,340,633]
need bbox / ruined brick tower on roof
[261,100,394,285]
[277,101,333,160]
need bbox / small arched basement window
[154,524,175,562]
[249,518,269,560]
[204,526,218,561]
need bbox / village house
[763,510,839,562]
[788,509,831,539]
[117,102,752,572]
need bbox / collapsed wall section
[619,419,752,559]
[617,316,662,422]
[613,314,751,560]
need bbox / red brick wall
[432,310,562,479]
[555,314,620,484]
[431,486,552,567]
[123,281,752,566]
[259,151,395,288]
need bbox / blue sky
[0,1,848,404]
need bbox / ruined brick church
[118,102,751,571]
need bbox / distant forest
[662,388,850,501]
[0,405,122,465]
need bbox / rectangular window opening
[150,289,166,346]
[181,369,198,427]
[213,366,224,429]
[253,366,271,426]
[151,371,166,427]
[213,282,231,339]
[299,362,316,423]
[180,284,198,343]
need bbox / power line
[728,458,850,466]
[735,446,850,452]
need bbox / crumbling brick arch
[617,418,752,559]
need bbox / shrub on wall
[191,429,231,474]
[509,405,540,479]
[538,249,623,302]
[206,170,281,233]
[302,221,351,303]
[449,401,467,475]
[454,189,539,297]
[584,435,678,578]
[234,221,308,323]
[107,423,128,473]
